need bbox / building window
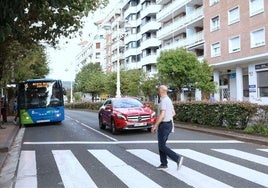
[229,36,240,53]
[211,42,221,57]
[210,16,220,31]
[96,52,100,59]
[243,75,249,97]
[257,71,268,97]
[249,0,264,16]
[210,0,219,6]
[228,7,240,25]
[251,28,265,48]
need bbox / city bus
[17,78,65,126]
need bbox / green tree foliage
[157,48,215,93]
[0,0,108,45]
[104,69,145,97]
[74,63,105,99]
[140,76,159,100]
[0,40,48,85]
[121,69,145,96]
[0,0,108,84]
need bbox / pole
[116,20,121,98]
[70,80,73,103]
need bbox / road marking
[52,150,97,188]
[257,149,268,153]
[128,149,232,188]
[66,115,118,141]
[88,149,161,188]
[213,149,268,166]
[15,151,37,188]
[175,149,268,187]
[23,140,243,145]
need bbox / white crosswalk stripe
[212,149,268,166]
[88,149,161,188]
[174,149,268,187]
[257,149,268,153]
[14,148,268,188]
[52,150,97,188]
[127,149,232,188]
[15,151,37,188]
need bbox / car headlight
[117,113,126,120]
[151,111,156,118]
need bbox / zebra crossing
[15,148,268,188]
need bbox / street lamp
[103,12,131,98]
[65,68,73,103]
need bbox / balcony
[124,4,141,19]
[157,7,203,40]
[141,53,158,67]
[140,4,161,19]
[124,47,138,58]
[140,20,161,34]
[157,0,192,22]
[140,37,161,50]
[160,30,204,52]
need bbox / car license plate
[134,122,146,127]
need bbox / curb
[0,126,20,152]
[175,123,268,146]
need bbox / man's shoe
[177,156,184,170]
[157,164,168,170]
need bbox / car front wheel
[111,119,118,135]
[99,115,106,130]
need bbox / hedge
[65,101,268,131]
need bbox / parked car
[98,97,157,134]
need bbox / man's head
[158,85,168,97]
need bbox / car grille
[127,114,151,122]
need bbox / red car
[98,97,157,134]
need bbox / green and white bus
[17,78,65,126]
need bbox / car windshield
[113,99,143,108]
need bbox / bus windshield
[18,80,64,109]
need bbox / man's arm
[151,110,166,133]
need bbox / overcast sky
[46,1,119,81]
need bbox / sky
[45,1,120,81]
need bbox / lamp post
[115,20,121,98]
[103,10,131,98]
[103,20,122,98]
[65,68,73,103]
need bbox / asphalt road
[3,110,268,188]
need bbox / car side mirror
[105,105,112,111]
[144,103,150,107]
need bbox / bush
[174,101,258,129]
[64,100,268,135]
[245,124,268,136]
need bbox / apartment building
[95,0,268,104]
[75,32,106,72]
[156,0,204,101]
[122,0,161,77]
[204,0,268,104]
[101,0,161,76]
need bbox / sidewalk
[0,117,267,172]
[0,116,20,171]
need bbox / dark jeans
[157,121,179,166]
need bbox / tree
[74,63,105,100]
[104,69,145,97]
[157,48,215,94]
[0,0,108,85]
[140,75,159,101]
[0,40,49,85]
[121,69,145,96]
[0,0,108,45]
